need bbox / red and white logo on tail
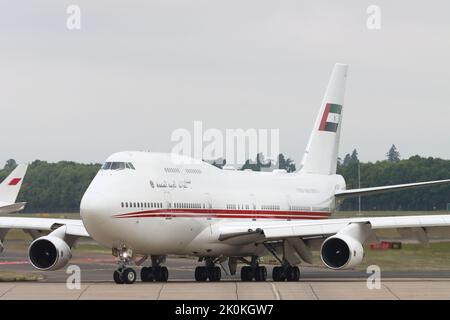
[0,164,28,213]
[8,178,22,186]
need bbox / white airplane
[1,64,450,285]
[0,164,28,214]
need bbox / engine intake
[320,234,364,269]
[28,236,72,271]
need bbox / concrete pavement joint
[156,283,164,300]
[308,283,319,300]
[77,283,92,300]
[270,283,280,300]
[0,284,17,299]
[382,283,401,300]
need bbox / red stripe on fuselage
[115,213,327,220]
[113,209,331,220]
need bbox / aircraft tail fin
[0,164,28,204]
[300,63,348,175]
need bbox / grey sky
[1,1,449,166]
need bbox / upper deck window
[102,162,135,171]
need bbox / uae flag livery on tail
[319,103,342,132]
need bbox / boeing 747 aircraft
[2,64,450,284]
[0,164,28,214]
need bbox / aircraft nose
[80,189,109,227]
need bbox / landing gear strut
[240,256,267,282]
[194,257,222,282]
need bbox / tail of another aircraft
[300,63,348,175]
[0,164,28,205]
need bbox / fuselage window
[126,162,136,170]
[121,202,124,208]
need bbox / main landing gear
[140,255,169,282]
[263,242,301,282]
[239,256,268,282]
[194,257,222,282]
[272,265,300,282]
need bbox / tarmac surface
[1,248,450,299]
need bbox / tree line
[0,160,100,213]
[1,145,449,213]
[337,146,450,211]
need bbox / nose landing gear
[112,248,169,284]
[112,247,137,284]
[114,267,137,284]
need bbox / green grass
[0,271,44,282]
[356,242,450,271]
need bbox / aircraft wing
[334,179,450,199]
[217,214,450,245]
[0,217,89,238]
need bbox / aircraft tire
[254,266,267,282]
[113,270,124,284]
[240,266,253,281]
[123,268,137,284]
[195,266,208,281]
[272,266,286,282]
[141,267,154,282]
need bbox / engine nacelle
[28,236,72,271]
[320,234,364,270]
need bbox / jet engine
[320,234,364,269]
[320,222,371,270]
[28,235,72,271]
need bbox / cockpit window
[102,162,112,170]
[126,162,135,170]
[102,162,134,170]
[110,162,125,170]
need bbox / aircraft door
[204,193,212,211]
[164,191,172,210]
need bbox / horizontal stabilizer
[335,179,450,199]
[0,202,27,214]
